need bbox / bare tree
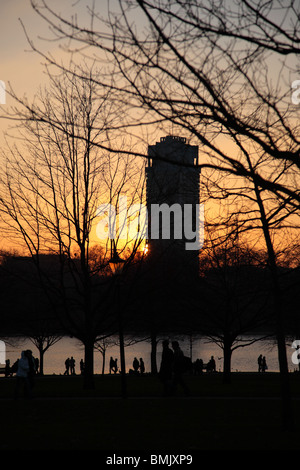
[196,225,272,383]
[25,1,300,203]
[29,332,62,376]
[0,65,146,389]
[94,335,118,375]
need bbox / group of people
[9,346,270,400]
[64,356,76,375]
[109,356,146,375]
[159,339,190,396]
[257,354,268,372]
[132,357,145,375]
[64,357,85,375]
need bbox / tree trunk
[250,172,294,430]
[223,339,232,384]
[102,349,105,375]
[150,329,158,375]
[272,280,293,430]
[39,348,44,376]
[83,339,95,389]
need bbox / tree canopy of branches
[0,65,146,388]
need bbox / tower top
[148,135,198,166]
[160,135,186,144]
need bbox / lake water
[2,335,299,375]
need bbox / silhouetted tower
[145,135,200,278]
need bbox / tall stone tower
[145,136,200,278]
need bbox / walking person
[139,358,145,375]
[171,341,190,396]
[70,356,76,375]
[64,357,70,375]
[14,351,31,399]
[109,357,115,374]
[159,340,174,396]
[5,359,10,378]
[25,349,36,390]
[257,354,263,372]
[207,355,216,372]
[34,357,39,375]
[133,357,139,374]
[262,356,268,372]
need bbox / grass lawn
[1,372,300,452]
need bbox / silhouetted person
[109,357,115,374]
[80,359,85,375]
[25,350,36,389]
[139,358,145,375]
[207,355,216,372]
[10,359,19,375]
[34,357,39,375]
[171,341,190,396]
[114,358,118,374]
[262,356,267,372]
[5,359,10,378]
[14,351,31,399]
[257,354,263,372]
[70,356,75,375]
[64,357,70,375]
[159,340,174,396]
[133,357,139,374]
[194,358,203,375]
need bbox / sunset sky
[0,1,93,111]
[0,1,297,257]
[0,1,142,254]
